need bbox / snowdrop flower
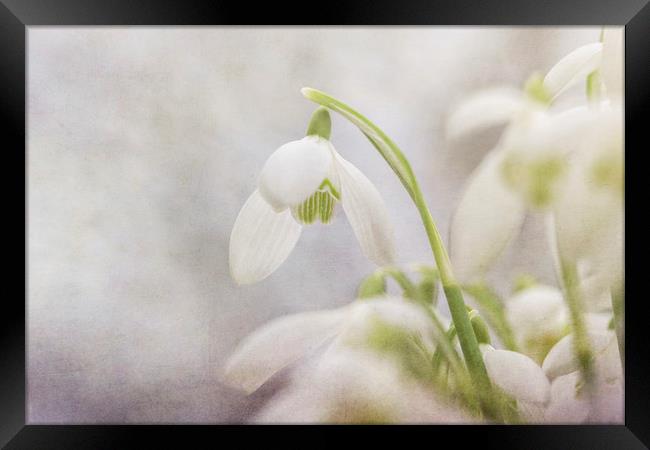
[544,370,622,423]
[222,296,438,394]
[445,87,528,140]
[449,106,595,283]
[448,148,527,283]
[252,348,471,424]
[551,105,623,286]
[542,315,618,381]
[447,38,617,283]
[446,41,603,141]
[505,284,569,363]
[542,325,623,423]
[229,108,395,284]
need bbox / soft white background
[28,26,601,423]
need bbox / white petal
[446,87,525,138]
[518,400,547,423]
[544,371,590,423]
[484,349,550,404]
[449,149,526,283]
[334,297,439,352]
[531,107,599,156]
[222,307,348,393]
[506,285,568,342]
[601,28,623,99]
[258,136,333,210]
[254,348,471,423]
[502,107,596,163]
[552,107,623,265]
[229,190,302,284]
[542,331,613,381]
[333,151,395,265]
[543,43,603,99]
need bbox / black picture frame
[2,0,648,448]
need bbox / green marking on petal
[501,153,566,208]
[319,178,340,200]
[528,157,565,207]
[292,188,338,225]
[591,150,623,195]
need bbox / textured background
[28,26,602,423]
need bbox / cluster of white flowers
[223,29,623,424]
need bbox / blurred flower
[229,135,394,284]
[505,284,569,363]
[252,348,471,424]
[551,105,623,289]
[449,105,604,283]
[541,313,615,380]
[222,296,438,393]
[446,41,603,141]
[448,148,527,283]
[446,87,527,140]
[447,36,622,287]
[544,370,622,423]
[542,321,623,423]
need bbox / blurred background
[28,26,602,423]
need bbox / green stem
[302,87,494,413]
[424,309,479,411]
[443,284,493,395]
[381,267,419,300]
[559,259,596,396]
[382,268,469,384]
[432,326,458,374]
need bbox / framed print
[2,0,649,447]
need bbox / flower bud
[470,310,491,345]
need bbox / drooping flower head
[230,107,395,284]
[447,34,623,284]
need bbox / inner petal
[291,185,338,225]
[258,137,333,211]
